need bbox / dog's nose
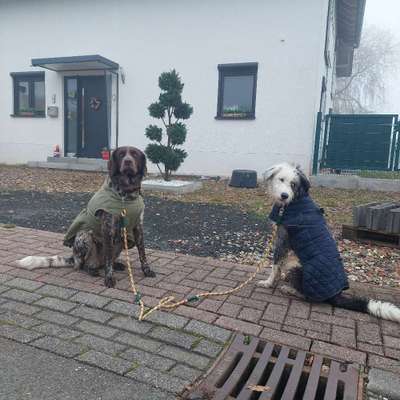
[281,192,289,200]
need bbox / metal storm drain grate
[189,334,360,400]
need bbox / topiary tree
[145,70,193,181]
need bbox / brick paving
[1,226,400,395]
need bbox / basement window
[216,63,258,120]
[11,72,45,117]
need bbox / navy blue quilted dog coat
[270,195,348,302]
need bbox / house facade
[0,0,365,176]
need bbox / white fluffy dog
[258,162,400,323]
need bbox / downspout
[116,71,119,148]
[110,70,119,149]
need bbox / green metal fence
[313,113,399,177]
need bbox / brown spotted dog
[17,146,155,288]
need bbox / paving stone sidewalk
[1,226,400,395]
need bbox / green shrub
[145,70,193,181]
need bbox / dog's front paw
[257,279,275,288]
[142,265,156,278]
[104,274,116,288]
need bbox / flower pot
[101,150,110,160]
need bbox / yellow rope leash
[121,209,278,321]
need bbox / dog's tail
[16,256,74,270]
[329,293,400,323]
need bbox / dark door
[80,76,108,158]
[64,76,108,158]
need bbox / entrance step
[27,158,108,172]
[46,157,108,166]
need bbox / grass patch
[125,361,140,373]
[190,337,203,350]
[0,223,16,229]
[157,180,400,229]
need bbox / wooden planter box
[343,201,400,248]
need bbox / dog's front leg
[98,210,120,288]
[133,222,156,278]
[258,225,289,288]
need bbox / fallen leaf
[305,355,314,366]
[322,365,330,373]
[247,385,271,392]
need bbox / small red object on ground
[101,150,110,160]
[53,144,60,157]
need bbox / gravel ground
[0,190,268,259]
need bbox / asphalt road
[0,337,170,400]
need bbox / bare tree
[333,25,399,113]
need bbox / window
[216,63,258,120]
[11,72,45,117]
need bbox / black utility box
[229,169,257,188]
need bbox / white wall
[0,0,329,175]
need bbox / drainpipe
[116,71,119,148]
[110,70,119,149]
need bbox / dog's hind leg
[72,231,100,275]
[258,225,289,288]
[133,218,155,278]
[278,267,305,299]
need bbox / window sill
[10,114,45,118]
[215,115,255,120]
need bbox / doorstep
[27,157,108,172]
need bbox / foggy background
[364,0,400,113]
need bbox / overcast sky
[363,0,400,112]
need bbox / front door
[65,76,108,158]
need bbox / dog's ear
[95,209,105,218]
[108,149,120,177]
[263,165,282,182]
[139,150,147,178]
[296,166,311,192]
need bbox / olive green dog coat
[64,179,144,249]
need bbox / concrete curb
[367,368,400,400]
[311,175,400,192]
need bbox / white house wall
[0,0,329,175]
